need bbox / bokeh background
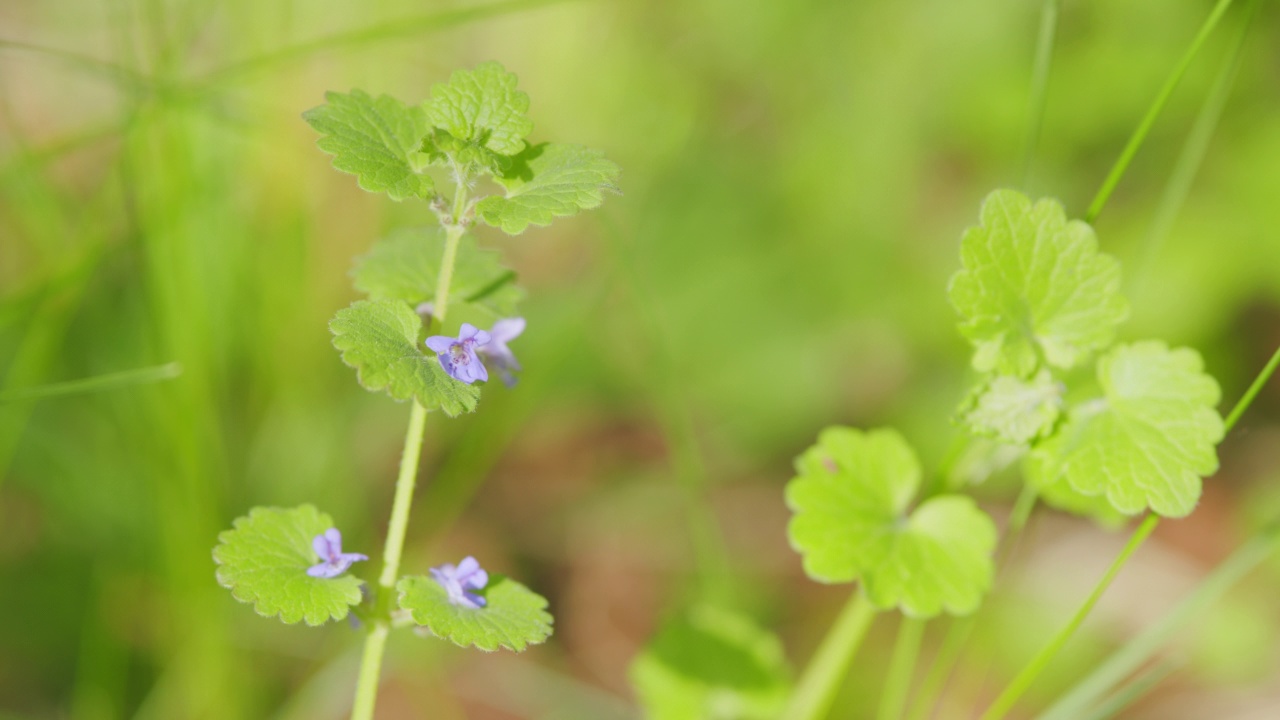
[3,0,1280,718]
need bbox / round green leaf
[425,61,533,157]
[629,605,791,720]
[397,574,552,652]
[786,427,997,617]
[1027,341,1224,518]
[949,190,1128,377]
[213,505,365,626]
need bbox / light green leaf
[302,90,433,201]
[351,228,523,328]
[329,299,480,416]
[960,370,1064,445]
[1027,341,1224,518]
[397,574,552,652]
[948,189,1129,376]
[630,605,791,720]
[786,427,997,617]
[213,505,364,626]
[1034,476,1129,528]
[476,144,621,235]
[425,61,532,157]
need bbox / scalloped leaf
[329,299,480,415]
[425,61,532,158]
[476,143,621,235]
[1027,341,1224,518]
[213,505,364,626]
[351,228,523,330]
[786,427,997,617]
[630,605,791,720]
[960,370,1064,445]
[948,190,1129,377]
[302,90,433,201]
[397,574,552,652]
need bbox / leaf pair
[214,506,552,651]
[787,428,997,617]
[303,62,620,235]
[951,190,1225,520]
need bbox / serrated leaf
[1026,341,1224,518]
[476,143,621,235]
[213,505,364,626]
[425,61,532,157]
[961,370,1064,445]
[303,90,433,201]
[330,299,480,415]
[351,228,523,328]
[786,427,997,617]
[630,605,791,720]
[397,574,552,651]
[948,189,1129,377]
[1034,476,1129,528]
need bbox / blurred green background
[3,0,1280,718]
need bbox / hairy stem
[977,514,1159,720]
[879,617,926,720]
[1085,0,1234,223]
[782,591,878,720]
[349,172,472,720]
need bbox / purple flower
[430,556,489,609]
[426,323,492,384]
[479,318,525,387]
[307,528,368,579]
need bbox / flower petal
[425,335,455,353]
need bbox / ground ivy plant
[211,61,618,720]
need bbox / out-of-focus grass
[2,0,1280,718]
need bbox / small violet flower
[426,323,491,384]
[307,528,369,579]
[430,556,489,609]
[478,317,525,387]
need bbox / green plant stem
[782,591,878,720]
[1020,0,1061,189]
[1224,344,1280,432]
[879,617,926,720]
[977,514,1160,720]
[348,174,471,720]
[1035,525,1280,720]
[1130,0,1260,294]
[1085,0,1234,223]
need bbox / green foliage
[960,370,1064,445]
[476,143,622,234]
[949,190,1128,377]
[351,228,524,328]
[786,427,997,617]
[630,605,791,720]
[1027,341,1224,517]
[213,505,364,626]
[329,299,481,415]
[425,61,533,158]
[302,90,433,201]
[397,574,553,652]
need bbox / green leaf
[302,90,433,201]
[1027,341,1224,518]
[948,189,1129,377]
[630,605,791,720]
[960,370,1064,445]
[397,574,552,652]
[351,228,523,328]
[1034,476,1129,528]
[785,427,997,617]
[213,505,364,626]
[425,61,532,158]
[476,143,621,235]
[329,299,480,416]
